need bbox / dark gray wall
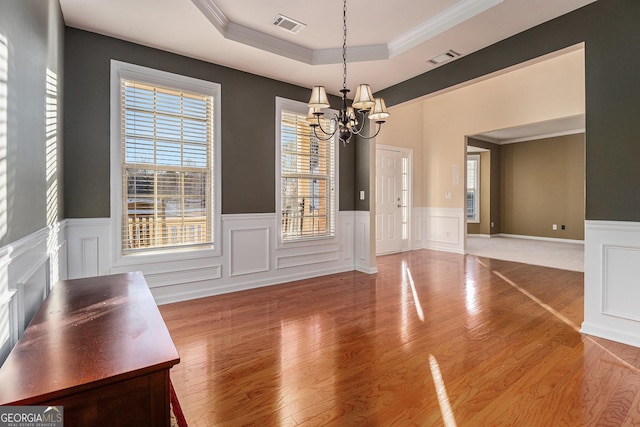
[378,0,640,222]
[354,135,370,211]
[63,28,355,217]
[0,0,64,246]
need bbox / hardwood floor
[159,250,640,426]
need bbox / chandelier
[307,0,389,145]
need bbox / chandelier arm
[314,116,339,137]
[348,109,368,135]
[312,116,339,141]
[354,122,383,140]
[312,126,338,141]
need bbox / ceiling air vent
[273,14,306,34]
[427,50,460,65]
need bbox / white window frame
[110,60,221,266]
[467,154,480,224]
[275,97,339,248]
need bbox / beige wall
[501,134,585,240]
[379,47,585,216]
[375,101,424,207]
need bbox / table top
[0,272,180,404]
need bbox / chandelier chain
[342,0,347,92]
[308,0,388,144]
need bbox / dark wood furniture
[0,272,180,427]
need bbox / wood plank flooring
[159,249,640,426]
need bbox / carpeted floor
[466,235,584,272]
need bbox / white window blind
[121,79,214,252]
[280,109,336,241]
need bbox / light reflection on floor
[429,354,458,427]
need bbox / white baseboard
[498,233,584,244]
[581,322,640,349]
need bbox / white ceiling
[59,0,596,97]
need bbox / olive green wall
[378,0,640,223]
[500,134,585,240]
[0,0,65,247]
[63,28,355,218]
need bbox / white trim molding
[190,0,502,65]
[355,211,377,274]
[582,220,640,348]
[413,207,465,254]
[65,211,367,305]
[0,222,67,364]
[498,233,584,244]
[66,218,111,279]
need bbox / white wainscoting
[582,220,640,348]
[66,218,111,279]
[0,222,67,364]
[65,211,367,305]
[354,211,376,274]
[229,226,270,276]
[412,207,465,254]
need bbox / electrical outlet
[552,224,557,230]
[445,192,452,199]
[561,224,566,230]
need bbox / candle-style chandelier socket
[307,0,389,145]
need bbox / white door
[376,148,403,254]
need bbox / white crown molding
[475,128,585,145]
[312,44,390,65]
[190,0,228,33]
[191,0,503,65]
[388,0,503,58]
[499,128,585,145]
[226,22,314,64]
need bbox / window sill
[114,244,218,268]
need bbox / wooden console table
[0,272,180,426]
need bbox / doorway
[375,145,412,255]
[465,117,586,268]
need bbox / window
[467,154,480,223]
[277,98,337,242]
[111,61,220,256]
[401,156,409,241]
